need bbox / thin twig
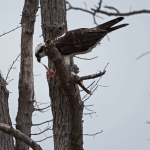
[5,53,21,81]
[97,0,103,10]
[136,51,150,60]
[84,106,93,112]
[31,126,52,136]
[92,8,150,16]
[84,2,87,10]
[36,135,53,142]
[7,79,14,83]
[34,105,51,112]
[98,84,109,87]
[0,26,21,37]
[66,1,103,19]
[82,63,109,101]
[83,112,97,116]
[75,56,98,60]
[83,130,103,138]
[104,5,120,13]
[80,81,95,92]
[32,120,53,126]
[85,104,94,107]
[66,1,150,19]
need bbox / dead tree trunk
[40,0,84,149]
[15,0,39,150]
[0,73,14,150]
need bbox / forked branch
[66,0,150,20]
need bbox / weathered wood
[40,0,67,40]
[40,0,84,149]
[15,0,39,150]
[0,123,43,150]
[0,73,14,150]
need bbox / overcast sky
[0,0,150,150]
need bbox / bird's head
[35,43,46,63]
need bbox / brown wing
[54,17,128,56]
[54,28,107,55]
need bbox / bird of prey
[35,17,128,65]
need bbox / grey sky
[0,0,150,150]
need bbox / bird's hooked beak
[35,54,41,63]
[37,56,41,62]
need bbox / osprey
[35,17,128,65]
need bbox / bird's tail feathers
[108,24,129,33]
[98,17,124,29]
[97,17,128,32]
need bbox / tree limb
[75,56,98,60]
[75,70,106,82]
[91,9,150,16]
[31,126,52,136]
[83,130,103,137]
[32,120,53,126]
[67,1,150,18]
[36,135,53,143]
[5,53,20,81]
[34,105,51,112]
[136,51,150,60]
[0,123,43,150]
[104,5,120,13]
[0,26,21,37]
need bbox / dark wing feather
[54,28,107,55]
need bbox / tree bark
[0,73,14,150]
[0,123,43,150]
[40,0,67,40]
[40,0,84,149]
[15,0,39,150]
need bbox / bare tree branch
[81,63,109,101]
[36,135,53,143]
[0,123,43,150]
[0,26,21,37]
[91,9,150,16]
[75,56,98,60]
[136,51,150,60]
[80,81,95,92]
[32,120,53,126]
[75,70,106,82]
[34,105,51,112]
[84,104,94,107]
[104,5,120,13]
[66,1,150,19]
[5,53,20,81]
[83,130,103,138]
[31,126,52,136]
[83,112,98,117]
[66,1,103,19]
